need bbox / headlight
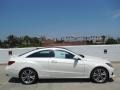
[106,63,113,67]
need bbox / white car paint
[6,47,114,83]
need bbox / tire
[90,67,109,83]
[19,68,38,85]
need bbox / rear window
[27,50,54,58]
[19,48,43,56]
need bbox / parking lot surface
[0,63,120,90]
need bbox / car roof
[37,47,68,51]
[19,47,69,56]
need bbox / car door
[26,50,54,77]
[49,50,85,78]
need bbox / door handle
[51,60,58,63]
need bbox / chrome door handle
[51,60,58,63]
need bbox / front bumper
[108,67,115,78]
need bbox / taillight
[8,61,15,65]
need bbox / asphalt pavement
[0,63,120,90]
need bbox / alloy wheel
[20,68,38,84]
[91,68,108,83]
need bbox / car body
[6,47,114,84]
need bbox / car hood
[84,55,110,63]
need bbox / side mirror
[73,56,81,60]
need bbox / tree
[105,38,118,44]
[2,40,9,48]
[0,39,2,47]
[19,36,42,47]
[117,38,120,44]
[101,35,106,44]
[86,40,93,45]
[22,36,32,47]
[7,35,20,48]
[31,37,42,47]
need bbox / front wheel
[91,67,109,83]
[19,68,38,85]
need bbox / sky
[0,0,120,39]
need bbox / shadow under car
[8,78,114,84]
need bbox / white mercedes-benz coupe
[6,47,114,84]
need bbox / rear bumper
[5,66,19,78]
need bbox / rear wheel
[91,67,109,83]
[19,68,38,85]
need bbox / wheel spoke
[22,71,27,75]
[30,75,35,80]
[28,70,32,74]
[96,76,101,81]
[97,69,101,74]
[93,72,98,76]
[100,75,105,80]
[27,77,31,83]
[101,72,106,76]
[21,76,27,81]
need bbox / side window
[54,50,74,59]
[27,50,54,58]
